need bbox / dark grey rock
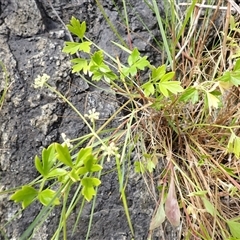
[4,0,44,37]
[0,0,179,239]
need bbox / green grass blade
[151,0,172,66]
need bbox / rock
[0,0,178,239]
[4,0,44,37]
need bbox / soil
[0,1,178,239]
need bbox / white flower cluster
[101,142,120,162]
[61,133,73,148]
[34,73,50,88]
[84,108,100,122]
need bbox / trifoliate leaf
[98,64,112,73]
[135,57,149,70]
[103,71,117,83]
[10,186,38,209]
[124,48,149,77]
[147,160,156,173]
[69,169,80,182]
[128,65,138,77]
[78,41,92,53]
[90,61,117,82]
[76,153,102,175]
[81,177,101,202]
[91,71,103,81]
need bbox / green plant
[10,143,102,208]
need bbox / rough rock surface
[0,0,177,239]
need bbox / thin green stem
[45,83,105,147]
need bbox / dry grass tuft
[132,1,240,238]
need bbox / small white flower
[34,73,50,88]
[101,142,120,162]
[61,133,73,148]
[84,108,100,122]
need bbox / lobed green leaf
[47,168,68,178]
[63,42,91,54]
[10,186,38,209]
[81,177,101,202]
[71,58,89,74]
[128,48,140,66]
[69,169,80,182]
[206,92,220,115]
[151,65,166,81]
[34,144,56,177]
[55,143,73,168]
[67,17,86,40]
[142,82,155,97]
[76,147,93,167]
[161,72,175,82]
[38,189,60,206]
[158,81,183,97]
[63,42,82,54]
[91,51,103,65]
